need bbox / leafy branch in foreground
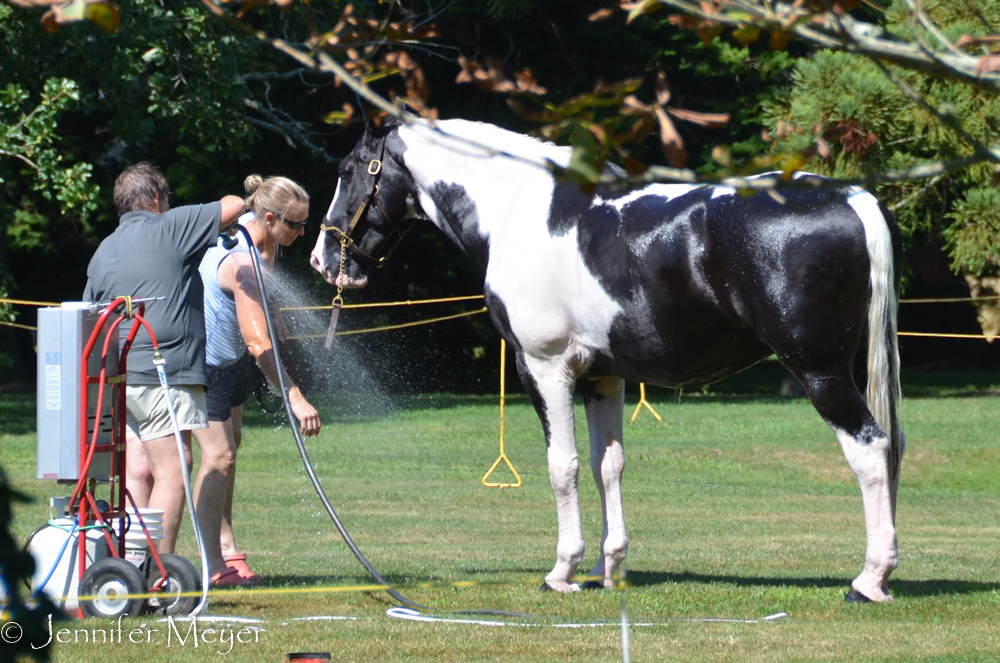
[621,0,1000,93]
[0,77,99,254]
[2,0,118,33]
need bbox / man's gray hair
[114,162,169,216]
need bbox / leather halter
[319,135,409,272]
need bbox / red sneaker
[211,566,252,587]
[224,553,262,585]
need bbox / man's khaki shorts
[125,385,208,441]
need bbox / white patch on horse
[711,186,737,198]
[309,179,342,278]
[593,183,699,211]
[831,425,897,602]
[490,223,622,358]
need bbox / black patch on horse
[427,182,489,271]
[547,180,633,237]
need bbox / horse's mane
[418,118,571,166]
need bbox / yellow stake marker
[629,383,663,423]
[483,339,522,488]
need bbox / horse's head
[310,120,419,289]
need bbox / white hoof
[541,580,580,593]
[849,581,893,603]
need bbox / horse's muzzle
[335,273,368,289]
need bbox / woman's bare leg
[192,420,237,577]
[219,404,244,557]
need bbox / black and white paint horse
[311,119,904,603]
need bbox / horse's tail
[854,191,903,481]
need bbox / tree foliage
[760,0,1000,335]
[0,69,99,362]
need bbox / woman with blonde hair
[194,174,321,585]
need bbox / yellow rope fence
[281,294,485,311]
[5,294,1000,340]
[0,295,488,335]
[288,307,487,340]
[899,296,1000,304]
[59,572,625,604]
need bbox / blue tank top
[199,226,265,368]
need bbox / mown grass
[3,371,1000,662]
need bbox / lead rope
[323,234,349,349]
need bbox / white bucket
[126,507,164,527]
[124,529,163,543]
[123,508,164,568]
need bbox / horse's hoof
[540,582,553,592]
[581,580,604,590]
[845,588,872,603]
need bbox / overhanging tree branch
[649,0,1000,93]
[243,98,337,163]
[198,0,409,121]
[0,148,39,172]
[198,0,1000,190]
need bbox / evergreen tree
[761,0,1000,335]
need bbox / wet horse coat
[311,119,904,602]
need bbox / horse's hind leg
[581,376,627,590]
[797,369,898,602]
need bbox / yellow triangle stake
[629,383,663,423]
[483,339,522,488]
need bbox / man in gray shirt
[84,162,246,564]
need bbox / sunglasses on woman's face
[280,216,309,230]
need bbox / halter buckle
[368,160,382,176]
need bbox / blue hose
[30,519,79,600]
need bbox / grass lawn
[3,370,1000,662]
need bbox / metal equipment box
[36,303,118,482]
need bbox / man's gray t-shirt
[83,202,222,386]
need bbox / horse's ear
[364,116,400,143]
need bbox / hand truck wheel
[79,557,147,619]
[145,553,200,616]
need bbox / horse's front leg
[517,351,585,593]
[582,376,627,590]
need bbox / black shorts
[205,352,268,422]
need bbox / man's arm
[219,195,247,231]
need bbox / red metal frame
[70,299,170,617]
